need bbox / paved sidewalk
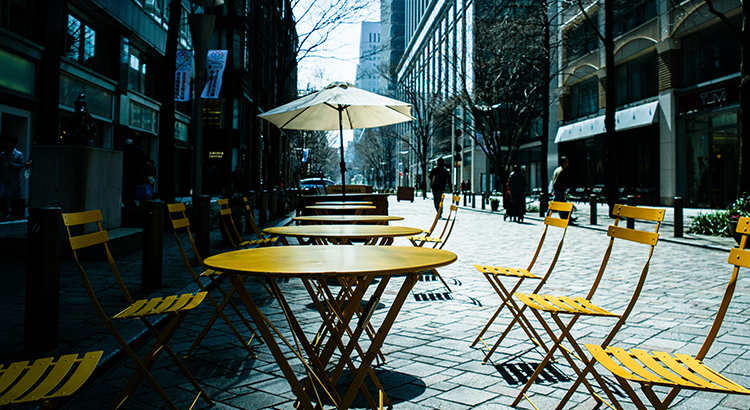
[1,196,748,409]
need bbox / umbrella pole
[339,108,346,200]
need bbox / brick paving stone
[1,196,749,409]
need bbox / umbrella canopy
[259,82,414,196]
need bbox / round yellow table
[203,246,457,409]
[293,214,404,225]
[313,201,373,205]
[263,224,422,245]
[305,204,377,215]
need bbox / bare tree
[453,8,547,192]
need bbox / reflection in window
[66,14,96,69]
[129,48,147,94]
[613,0,656,37]
[563,14,598,64]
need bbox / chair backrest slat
[608,225,659,246]
[728,247,750,269]
[242,197,264,238]
[69,231,110,250]
[613,204,665,222]
[547,201,574,212]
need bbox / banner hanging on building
[175,50,193,102]
[202,49,228,99]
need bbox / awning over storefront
[555,101,659,143]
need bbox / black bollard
[142,200,163,291]
[25,207,61,352]
[481,192,486,210]
[269,189,278,220]
[193,195,211,259]
[674,197,683,238]
[245,192,256,234]
[539,193,548,217]
[259,190,268,227]
[463,193,467,207]
[627,195,636,229]
[472,193,476,208]
[590,194,597,225]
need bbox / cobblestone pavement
[1,196,748,409]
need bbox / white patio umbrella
[259,82,414,197]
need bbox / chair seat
[407,235,442,243]
[585,344,750,395]
[0,351,103,406]
[474,264,541,280]
[113,292,207,319]
[515,293,617,316]
[245,236,278,247]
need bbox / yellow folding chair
[217,198,277,248]
[0,351,102,409]
[406,194,460,291]
[241,196,278,246]
[471,201,574,363]
[62,209,212,410]
[584,216,750,409]
[166,202,261,358]
[511,204,665,410]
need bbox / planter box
[396,186,414,202]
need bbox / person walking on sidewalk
[0,136,26,220]
[552,156,576,221]
[507,165,526,222]
[428,157,452,218]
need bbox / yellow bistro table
[293,214,405,225]
[305,204,377,215]
[264,225,423,245]
[313,201,373,206]
[203,246,457,410]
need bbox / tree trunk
[156,0,181,203]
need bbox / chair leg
[185,276,259,358]
[111,313,212,410]
[431,269,452,292]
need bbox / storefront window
[686,111,738,208]
[613,0,656,37]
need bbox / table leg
[228,274,317,410]
[339,271,420,409]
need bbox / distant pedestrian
[507,165,526,222]
[552,156,576,221]
[428,158,452,217]
[0,136,26,220]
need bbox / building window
[66,14,96,69]
[616,52,657,106]
[570,77,599,119]
[682,20,741,87]
[613,0,656,37]
[129,48,147,94]
[563,14,598,64]
[0,0,33,39]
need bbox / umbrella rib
[279,106,311,129]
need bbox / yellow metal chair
[0,351,102,409]
[471,201,574,363]
[217,198,277,249]
[511,204,665,410]
[61,209,212,410]
[584,216,750,409]
[406,194,460,291]
[241,196,278,246]
[166,202,261,358]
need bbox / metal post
[463,192,467,207]
[627,195,636,229]
[481,192,486,210]
[194,195,211,258]
[590,194,597,225]
[539,192,548,217]
[25,207,61,351]
[674,197,683,238]
[270,188,278,220]
[472,193,476,208]
[259,190,268,227]
[142,200,163,290]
